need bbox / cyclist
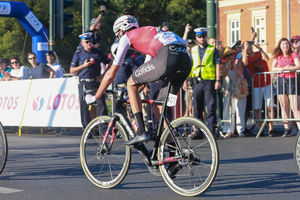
[86,15,192,146]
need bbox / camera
[247,41,254,45]
[86,58,95,64]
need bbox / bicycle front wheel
[158,117,219,197]
[294,131,300,176]
[0,122,8,174]
[80,116,131,188]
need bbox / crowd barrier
[0,77,82,136]
[155,70,300,138]
[252,71,300,138]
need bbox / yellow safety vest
[189,44,216,80]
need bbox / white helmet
[113,15,139,36]
[110,41,119,58]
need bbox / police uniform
[190,28,221,135]
[70,33,111,130]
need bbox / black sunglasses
[226,53,235,58]
[11,61,18,64]
[28,57,36,60]
[196,34,207,38]
[85,40,92,44]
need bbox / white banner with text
[0,77,82,127]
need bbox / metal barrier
[252,70,300,138]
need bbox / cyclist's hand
[85,94,97,105]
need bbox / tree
[0,0,206,72]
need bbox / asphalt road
[0,129,300,200]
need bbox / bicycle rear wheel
[158,117,219,197]
[80,116,131,188]
[294,131,300,176]
[0,122,8,174]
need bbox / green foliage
[0,0,206,72]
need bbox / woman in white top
[221,46,246,138]
[8,56,29,80]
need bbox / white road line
[0,187,23,194]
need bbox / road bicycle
[0,122,8,174]
[80,71,219,197]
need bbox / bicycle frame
[101,74,186,167]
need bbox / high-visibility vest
[189,44,216,80]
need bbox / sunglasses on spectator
[293,41,299,43]
[226,53,235,58]
[85,40,92,44]
[11,61,18,64]
[28,57,36,60]
[196,34,207,38]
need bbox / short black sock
[134,112,145,136]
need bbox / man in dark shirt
[28,52,55,79]
[70,32,112,134]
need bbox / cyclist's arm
[95,64,121,99]
[95,35,130,99]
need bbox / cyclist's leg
[126,46,170,142]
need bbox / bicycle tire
[0,122,8,174]
[294,131,300,176]
[158,117,219,197]
[80,116,131,188]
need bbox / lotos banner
[21,77,82,127]
[0,80,31,126]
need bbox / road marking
[10,150,35,152]
[0,187,23,194]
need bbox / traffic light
[54,0,74,39]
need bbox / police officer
[70,32,111,134]
[187,27,222,139]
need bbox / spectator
[221,47,246,137]
[46,51,64,78]
[0,58,11,80]
[8,56,29,80]
[242,41,274,137]
[111,42,138,88]
[186,27,222,139]
[77,9,105,50]
[208,37,216,46]
[271,37,300,137]
[182,23,197,136]
[70,32,111,134]
[28,52,55,79]
[291,35,300,57]
[162,22,169,31]
[231,40,252,134]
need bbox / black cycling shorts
[132,44,192,100]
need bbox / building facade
[218,0,300,66]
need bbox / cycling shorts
[132,44,192,101]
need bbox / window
[230,20,240,44]
[254,17,266,43]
